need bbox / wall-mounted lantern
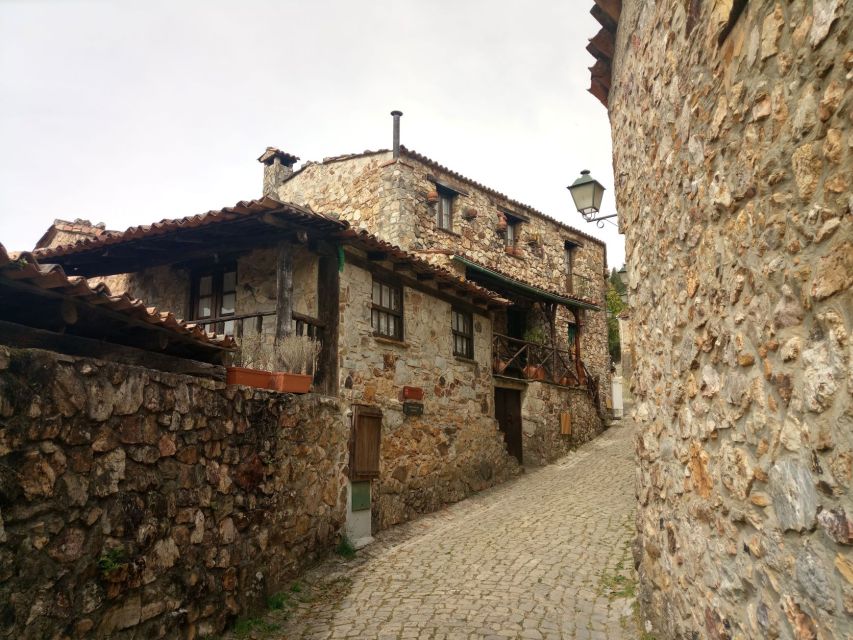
[567,170,616,228]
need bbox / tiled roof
[35,197,345,260]
[29,195,507,308]
[586,1,622,107]
[258,147,300,166]
[296,146,606,248]
[34,218,110,250]
[0,243,235,349]
[453,254,603,311]
[337,229,510,307]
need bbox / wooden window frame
[350,404,382,480]
[189,263,237,333]
[452,308,474,359]
[505,219,521,248]
[371,277,404,341]
[436,186,455,232]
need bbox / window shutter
[351,406,382,479]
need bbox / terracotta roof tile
[0,243,235,349]
[35,197,345,260]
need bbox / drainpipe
[391,110,403,159]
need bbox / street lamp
[567,170,616,228]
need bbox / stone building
[35,199,533,539]
[587,0,852,637]
[267,130,612,460]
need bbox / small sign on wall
[403,401,424,416]
[560,411,572,436]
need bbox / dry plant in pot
[226,330,276,390]
[270,334,321,393]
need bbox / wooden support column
[275,241,294,366]
[572,308,583,382]
[317,253,340,396]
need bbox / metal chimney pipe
[391,110,403,159]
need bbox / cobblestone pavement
[245,421,639,640]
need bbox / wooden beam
[345,253,494,317]
[0,276,227,360]
[275,241,294,354]
[367,251,387,261]
[317,255,339,396]
[416,273,435,281]
[0,319,226,381]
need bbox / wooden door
[494,388,523,464]
[351,405,382,480]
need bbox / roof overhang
[453,256,601,312]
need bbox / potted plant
[496,212,508,232]
[493,356,508,374]
[227,331,275,390]
[270,334,320,394]
[462,207,478,220]
[426,190,439,204]
[522,327,548,381]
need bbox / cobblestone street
[247,421,639,640]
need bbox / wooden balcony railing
[492,333,583,386]
[190,311,325,343]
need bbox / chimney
[257,147,300,197]
[391,110,403,159]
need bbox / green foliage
[232,618,280,637]
[266,592,289,610]
[97,547,126,575]
[523,326,547,345]
[335,535,357,559]
[606,281,625,363]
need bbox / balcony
[492,333,587,387]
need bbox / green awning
[453,256,601,311]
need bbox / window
[564,241,576,277]
[452,308,473,359]
[191,265,237,334]
[372,278,403,340]
[506,220,520,248]
[436,187,454,231]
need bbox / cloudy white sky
[0,0,623,268]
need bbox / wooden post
[275,241,294,367]
[317,253,340,395]
[573,308,583,382]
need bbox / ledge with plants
[226,332,320,394]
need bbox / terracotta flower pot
[270,372,313,394]
[426,190,439,203]
[493,358,508,374]
[523,365,547,381]
[558,376,574,387]
[226,366,274,390]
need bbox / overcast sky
[0,0,623,268]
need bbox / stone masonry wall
[521,382,605,467]
[0,347,347,639]
[609,1,852,637]
[278,151,612,414]
[338,260,519,530]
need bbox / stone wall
[521,382,605,466]
[609,1,852,637]
[278,150,612,414]
[0,347,347,639]
[338,260,519,529]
